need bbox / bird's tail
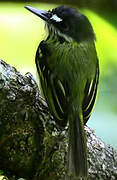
[67,114,88,179]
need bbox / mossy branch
[0,60,117,180]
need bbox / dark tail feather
[67,115,88,179]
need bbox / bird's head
[25,5,95,42]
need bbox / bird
[25,5,99,179]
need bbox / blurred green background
[0,2,117,150]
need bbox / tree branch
[0,60,117,180]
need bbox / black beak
[25,6,49,21]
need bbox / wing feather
[35,43,68,127]
[82,63,99,124]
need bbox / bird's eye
[60,21,69,32]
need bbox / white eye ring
[50,14,62,22]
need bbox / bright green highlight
[0,3,117,77]
[0,3,56,76]
[83,9,117,73]
[0,2,117,150]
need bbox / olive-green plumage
[25,5,99,179]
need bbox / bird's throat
[45,23,74,43]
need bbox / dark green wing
[82,62,99,124]
[35,41,68,127]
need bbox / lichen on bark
[0,60,117,180]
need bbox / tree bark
[0,60,117,180]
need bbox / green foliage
[0,3,117,78]
[83,9,117,71]
[0,171,4,175]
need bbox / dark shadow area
[95,10,117,29]
[1,0,117,11]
